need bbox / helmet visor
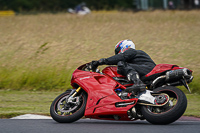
[115,46,121,55]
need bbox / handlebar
[84,63,100,73]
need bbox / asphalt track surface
[1,117,200,133]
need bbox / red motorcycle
[50,63,193,124]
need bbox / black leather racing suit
[102,48,156,77]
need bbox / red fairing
[102,66,125,78]
[145,64,181,77]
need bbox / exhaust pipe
[150,68,193,89]
[166,68,192,83]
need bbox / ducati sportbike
[50,63,193,124]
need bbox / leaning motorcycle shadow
[70,119,200,125]
[77,119,149,124]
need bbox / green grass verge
[184,94,200,117]
[0,67,74,91]
[0,90,200,118]
[0,90,62,118]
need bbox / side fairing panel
[71,65,138,120]
[72,74,118,110]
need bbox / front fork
[67,87,82,104]
[71,87,82,97]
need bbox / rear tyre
[141,86,187,124]
[50,90,87,123]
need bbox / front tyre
[141,86,187,124]
[50,90,87,123]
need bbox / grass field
[0,10,199,92]
[0,11,200,117]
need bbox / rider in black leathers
[91,39,156,93]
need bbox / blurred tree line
[0,0,134,12]
[0,0,198,12]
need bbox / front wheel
[141,86,187,124]
[50,90,87,123]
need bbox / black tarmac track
[0,117,200,133]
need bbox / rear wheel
[141,86,187,124]
[50,90,87,123]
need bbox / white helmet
[115,39,135,54]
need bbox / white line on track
[10,114,52,119]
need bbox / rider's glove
[91,61,99,71]
[98,58,106,65]
[91,58,106,71]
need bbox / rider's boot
[125,71,146,93]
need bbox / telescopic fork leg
[72,87,82,97]
[67,87,82,103]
